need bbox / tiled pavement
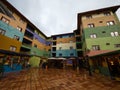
[0,68,120,90]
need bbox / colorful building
[77,5,120,79]
[0,1,51,72]
[51,33,77,58]
[0,0,120,80]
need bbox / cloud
[7,0,120,36]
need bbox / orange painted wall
[32,39,51,51]
[82,13,117,28]
[0,13,27,33]
[57,37,76,44]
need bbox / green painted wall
[84,25,120,39]
[29,56,40,67]
[83,25,120,50]
[86,37,120,50]
[31,47,50,57]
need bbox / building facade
[0,0,120,80]
[77,5,120,79]
[51,33,77,58]
[0,1,51,72]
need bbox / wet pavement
[0,68,120,90]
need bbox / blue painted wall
[34,33,51,46]
[56,49,77,57]
[0,21,24,42]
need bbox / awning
[48,57,58,60]
[0,49,30,57]
[88,50,120,57]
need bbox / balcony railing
[22,43,32,48]
[24,34,33,40]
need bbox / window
[34,44,37,48]
[99,21,103,23]
[1,17,10,24]
[70,41,73,43]
[10,46,16,51]
[13,35,20,41]
[59,53,62,57]
[70,46,73,50]
[107,21,115,26]
[115,32,119,36]
[34,37,37,40]
[19,18,25,23]
[88,23,95,28]
[70,53,74,56]
[0,28,5,35]
[111,32,119,37]
[90,34,97,38]
[69,35,72,37]
[59,41,62,44]
[92,45,100,50]
[102,31,106,33]
[106,43,110,45]
[59,47,62,50]
[114,44,120,48]
[17,26,22,32]
[104,12,111,16]
[86,15,92,19]
[60,36,62,38]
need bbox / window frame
[0,28,6,35]
[114,44,120,48]
[70,46,73,50]
[86,15,92,19]
[88,23,95,28]
[1,17,10,24]
[92,45,100,50]
[17,26,22,32]
[107,21,115,26]
[104,12,111,16]
[13,35,20,41]
[10,46,17,51]
[110,32,119,37]
[90,34,97,38]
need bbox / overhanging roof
[78,5,120,17]
[0,49,30,57]
[88,50,120,57]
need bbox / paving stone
[0,68,120,90]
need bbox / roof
[77,5,120,29]
[78,5,120,17]
[2,0,48,38]
[88,50,120,58]
[51,32,74,37]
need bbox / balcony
[22,43,32,48]
[26,25,35,33]
[76,37,81,42]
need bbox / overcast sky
[7,0,120,37]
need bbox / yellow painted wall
[0,35,21,52]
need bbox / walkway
[0,68,120,90]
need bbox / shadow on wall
[29,56,40,67]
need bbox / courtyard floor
[0,68,120,90]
